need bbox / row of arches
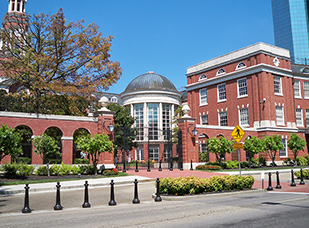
[13,125,91,164]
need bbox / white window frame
[293,80,301,98]
[236,62,246,70]
[216,68,226,76]
[274,76,283,95]
[217,83,226,102]
[306,109,309,127]
[276,106,284,126]
[219,111,228,126]
[239,107,249,127]
[237,78,248,98]
[296,108,303,127]
[199,74,207,81]
[199,88,208,106]
[304,81,309,99]
[279,138,288,157]
[201,114,208,125]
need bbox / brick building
[180,42,309,167]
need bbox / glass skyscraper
[271,0,309,64]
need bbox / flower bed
[196,165,222,170]
[160,175,254,196]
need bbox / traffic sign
[231,125,245,142]
[234,142,243,149]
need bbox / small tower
[3,0,28,30]
[8,0,27,14]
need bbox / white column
[20,0,23,12]
[159,103,163,140]
[144,102,147,141]
[130,104,133,117]
[8,0,11,12]
[171,104,175,129]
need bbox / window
[201,114,208,125]
[276,106,284,125]
[279,139,287,157]
[149,146,159,162]
[217,83,226,101]
[199,74,207,80]
[216,68,225,76]
[304,81,309,98]
[274,76,282,95]
[164,144,172,161]
[236,62,246,70]
[199,88,207,105]
[110,96,118,103]
[200,143,207,153]
[135,147,144,161]
[239,108,249,126]
[296,109,303,126]
[134,104,144,140]
[148,103,159,140]
[237,78,248,97]
[219,111,228,126]
[306,109,309,127]
[162,104,172,140]
[293,80,301,98]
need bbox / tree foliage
[263,134,283,167]
[0,124,23,162]
[288,133,306,166]
[243,136,264,168]
[206,136,235,165]
[0,9,122,115]
[76,134,113,175]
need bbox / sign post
[231,125,245,176]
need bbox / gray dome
[123,71,178,94]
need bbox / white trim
[293,80,302,98]
[237,77,248,98]
[199,88,208,106]
[275,105,285,126]
[295,108,304,127]
[217,83,226,102]
[239,107,249,127]
[274,75,283,96]
[279,138,288,158]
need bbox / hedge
[196,165,221,170]
[160,175,255,196]
[295,169,309,179]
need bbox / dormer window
[199,74,207,80]
[216,68,225,76]
[236,62,246,70]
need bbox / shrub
[2,163,35,176]
[35,166,48,176]
[73,158,89,164]
[160,175,255,196]
[283,158,294,166]
[3,163,18,176]
[48,159,61,164]
[79,164,95,175]
[15,157,31,164]
[295,169,309,179]
[71,166,81,175]
[102,168,119,176]
[296,156,308,166]
[196,165,221,170]
[241,161,249,168]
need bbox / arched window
[216,68,226,76]
[110,96,118,103]
[236,62,246,70]
[199,74,207,80]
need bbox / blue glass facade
[272,0,309,64]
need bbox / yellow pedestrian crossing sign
[231,125,245,142]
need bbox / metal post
[122,156,126,173]
[300,168,305,185]
[108,180,117,206]
[22,183,32,213]
[290,169,296,187]
[169,159,173,171]
[275,171,282,189]
[54,182,63,210]
[238,149,241,176]
[158,159,162,171]
[147,159,151,172]
[267,172,273,191]
[135,160,139,172]
[155,178,162,202]
[132,179,140,204]
[82,181,91,208]
[190,159,193,170]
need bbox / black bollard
[135,161,139,172]
[300,168,305,185]
[147,159,151,172]
[169,160,173,171]
[82,181,91,208]
[275,171,282,189]
[122,160,126,173]
[190,160,193,170]
[132,179,140,204]
[267,172,273,191]
[54,182,63,210]
[108,180,117,206]
[155,178,162,202]
[290,169,296,187]
[158,160,162,171]
[22,183,32,213]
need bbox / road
[1,182,308,228]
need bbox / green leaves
[206,136,235,165]
[33,134,61,160]
[288,133,306,165]
[0,124,23,162]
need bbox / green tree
[243,136,265,168]
[0,124,23,163]
[263,134,283,167]
[288,133,306,166]
[206,136,235,166]
[0,9,122,115]
[107,103,136,159]
[33,134,61,176]
[76,134,113,175]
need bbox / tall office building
[271,0,309,64]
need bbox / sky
[0,0,275,94]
